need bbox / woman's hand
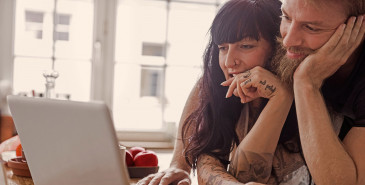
[294,15,365,89]
[137,167,191,185]
[221,66,291,103]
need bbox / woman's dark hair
[182,0,282,170]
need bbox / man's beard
[271,38,315,87]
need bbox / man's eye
[305,25,321,32]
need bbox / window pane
[13,57,52,95]
[113,63,163,130]
[55,0,94,60]
[54,59,91,101]
[14,0,54,57]
[140,66,164,97]
[163,2,215,123]
[114,0,167,130]
[164,66,202,122]
[167,2,215,66]
[13,0,94,101]
[115,0,167,62]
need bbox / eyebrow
[281,7,325,26]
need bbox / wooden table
[0,150,175,185]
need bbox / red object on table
[128,146,145,157]
[125,150,134,166]
[134,150,158,167]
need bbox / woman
[138,0,286,184]
[182,0,294,184]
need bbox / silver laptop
[7,95,130,185]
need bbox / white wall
[0,0,15,82]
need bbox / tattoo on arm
[229,150,273,183]
[197,155,242,185]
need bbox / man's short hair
[305,0,365,16]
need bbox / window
[25,11,44,39]
[13,0,93,101]
[113,0,217,132]
[140,66,163,97]
[55,14,71,41]
[5,0,225,144]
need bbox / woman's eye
[240,45,254,49]
[280,15,290,21]
[218,46,227,51]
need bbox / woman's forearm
[170,81,200,172]
[229,95,293,183]
[170,137,191,172]
[198,154,245,185]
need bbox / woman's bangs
[211,5,261,45]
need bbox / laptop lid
[7,95,130,185]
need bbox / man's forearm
[294,83,357,185]
[197,154,244,185]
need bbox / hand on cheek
[294,15,365,89]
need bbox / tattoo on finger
[243,79,252,86]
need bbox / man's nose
[225,48,238,68]
[282,22,303,48]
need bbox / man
[276,0,365,184]
[138,0,365,184]
[228,0,365,184]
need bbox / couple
[139,0,365,184]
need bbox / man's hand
[137,167,191,185]
[294,15,365,89]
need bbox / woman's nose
[225,48,238,68]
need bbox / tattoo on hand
[265,84,276,93]
[259,80,267,85]
[243,70,251,78]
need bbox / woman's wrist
[270,86,293,104]
[169,161,191,172]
